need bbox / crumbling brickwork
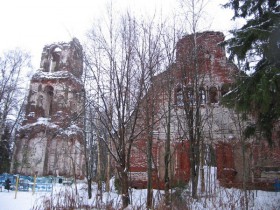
[129,31,280,191]
[216,140,280,191]
[11,38,85,178]
[129,31,238,189]
[40,37,83,78]
[176,31,237,84]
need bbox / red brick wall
[176,31,237,84]
[129,140,191,189]
[173,141,191,186]
[216,140,280,190]
[216,142,237,184]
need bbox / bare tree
[82,82,95,199]
[177,0,209,198]
[0,49,31,173]
[160,17,183,208]
[133,17,165,209]
[85,11,148,208]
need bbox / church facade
[129,31,280,190]
[128,31,239,189]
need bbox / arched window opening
[209,86,218,103]
[49,47,61,72]
[38,84,42,92]
[199,87,206,104]
[44,86,54,116]
[221,84,231,96]
[186,87,194,104]
[175,88,184,106]
[175,86,200,106]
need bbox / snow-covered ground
[0,173,279,210]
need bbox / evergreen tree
[223,0,280,144]
[0,125,12,173]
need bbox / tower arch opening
[49,47,62,72]
[44,85,54,116]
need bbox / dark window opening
[38,84,42,92]
[50,47,61,72]
[176,86,206,106]
[209,86,218,103]
[44,86,54,116]
[186,87,195,104]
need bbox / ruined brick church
[11,38,85,178]
[10,32,279,189]
[128,31,239,189]
[129,31,280,190]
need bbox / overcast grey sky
[0,0,242,68]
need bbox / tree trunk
[242,137,248,210]
[164,86,172,208]
[121,170,130,209]
[190,136,199,199]
[200,143,205,193]
[97,132,102,200]
[106,143,111,192]
[87,178,92,199]
[83,85,92,199]
[147,135,153,209]
[164,136,171,208]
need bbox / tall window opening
[209,86,218,103]
[38,84,42,92]
[175,87,184,106]
[199,87,206,104]
[49,47,61,72]
[45,86,54,116]
[176,86,208,106]
[186,87,194,104]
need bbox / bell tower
[11,38,85,178]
